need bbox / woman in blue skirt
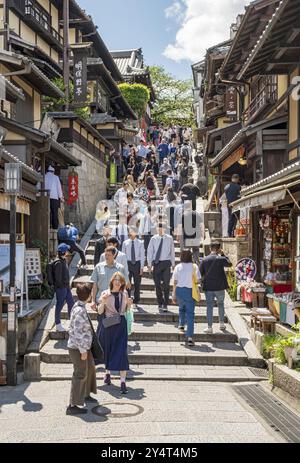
[97,272,132,393]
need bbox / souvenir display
[236,258,257,282]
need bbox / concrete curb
[225,292,266,368]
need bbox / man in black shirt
[94,226,113,266]
[180,178,201,211]
[200,242,232,334]
[224,174,241,237]
[53,243,74,332]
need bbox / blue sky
[77,0,193,80]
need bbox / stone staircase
[39,171,266,382]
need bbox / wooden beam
[287,28,300,44]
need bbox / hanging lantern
[67,169,79,205]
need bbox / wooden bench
[257,315,277,334]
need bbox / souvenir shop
[233,195,300,328]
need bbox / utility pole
[63,0,70,111]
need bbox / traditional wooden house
[228,0,300,292]
[110,48,155,129]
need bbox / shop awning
[0,193,30,215]
[231,180,300,212]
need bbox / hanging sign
[226,86,237,119]
[73,47,88,104]
[67,170,79,205]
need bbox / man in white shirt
[139,205,155,259]
[114,182,130,208]
[111,214,129,250]
[44,165,63,230]
[137,140,149,163]
[162,169,174,196]
[122,227,145,307]
[147,223,175,311]
[100,236,129,285]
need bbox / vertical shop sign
[73,48,88,104]
[67,170,79,205]
[226,86,237,120]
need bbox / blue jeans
[176,287,195,338]
[55,287,74,325]
[205,290,225,327]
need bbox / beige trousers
[69,349,97,407]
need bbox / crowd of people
[48,129,233,416]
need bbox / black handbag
[87,313,104,364]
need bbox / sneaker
[219,323,226,331]
[121,382,128,394]
[104,374,111,385]
[158,305,163,310]
[56,323,67,332]
[163,306,168,312]
[178,326,185,332]
[186,338,195,347]
[81,264,89,270]
[203,327,213,335]
[66,405,87,415]
[85,396,98,404]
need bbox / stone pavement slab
[0,380,283,443]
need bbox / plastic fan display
[236,258,257,282]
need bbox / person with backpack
[57,223,87,269]
[161,169,174,196]
[47,243,75,332]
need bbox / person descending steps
[147,222,175,312]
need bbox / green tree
[118,83,150,118]
[43,77,90,120]
[149,66,194,127]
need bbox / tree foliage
[149,66,194,127]
[118,83,150,118]
[43,77,90,120]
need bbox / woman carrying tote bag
[97,272,132,394]
[172,249,201,347]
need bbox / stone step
[40,363,266,382]
[61,303,226,323]
[50,321,237,343]
[85,247,185,257]
[41,339,248,366]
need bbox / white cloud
[165,1,184,20]
[164,0,249,63]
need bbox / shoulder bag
[102,293,123,328]
[86,312,104,364]
[192,264,201,303]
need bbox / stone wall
[61,143,107,233]
[212,237,250,267]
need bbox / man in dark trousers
[122,227,145,308]
[52,243,75,332]
[147,223,175,312]
[94,226,112,266]
[225,174,241,237]
[180,178,201,211]
[200,242,232,334]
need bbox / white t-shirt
[173,263,201,288]
[165,176,173,189]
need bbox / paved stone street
[0,380,285,443]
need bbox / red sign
[67,171,79,205]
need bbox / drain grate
[232,383,300,443]
[249,367,269,378]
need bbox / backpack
[46,259,59,286]
[57,225,72,241]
